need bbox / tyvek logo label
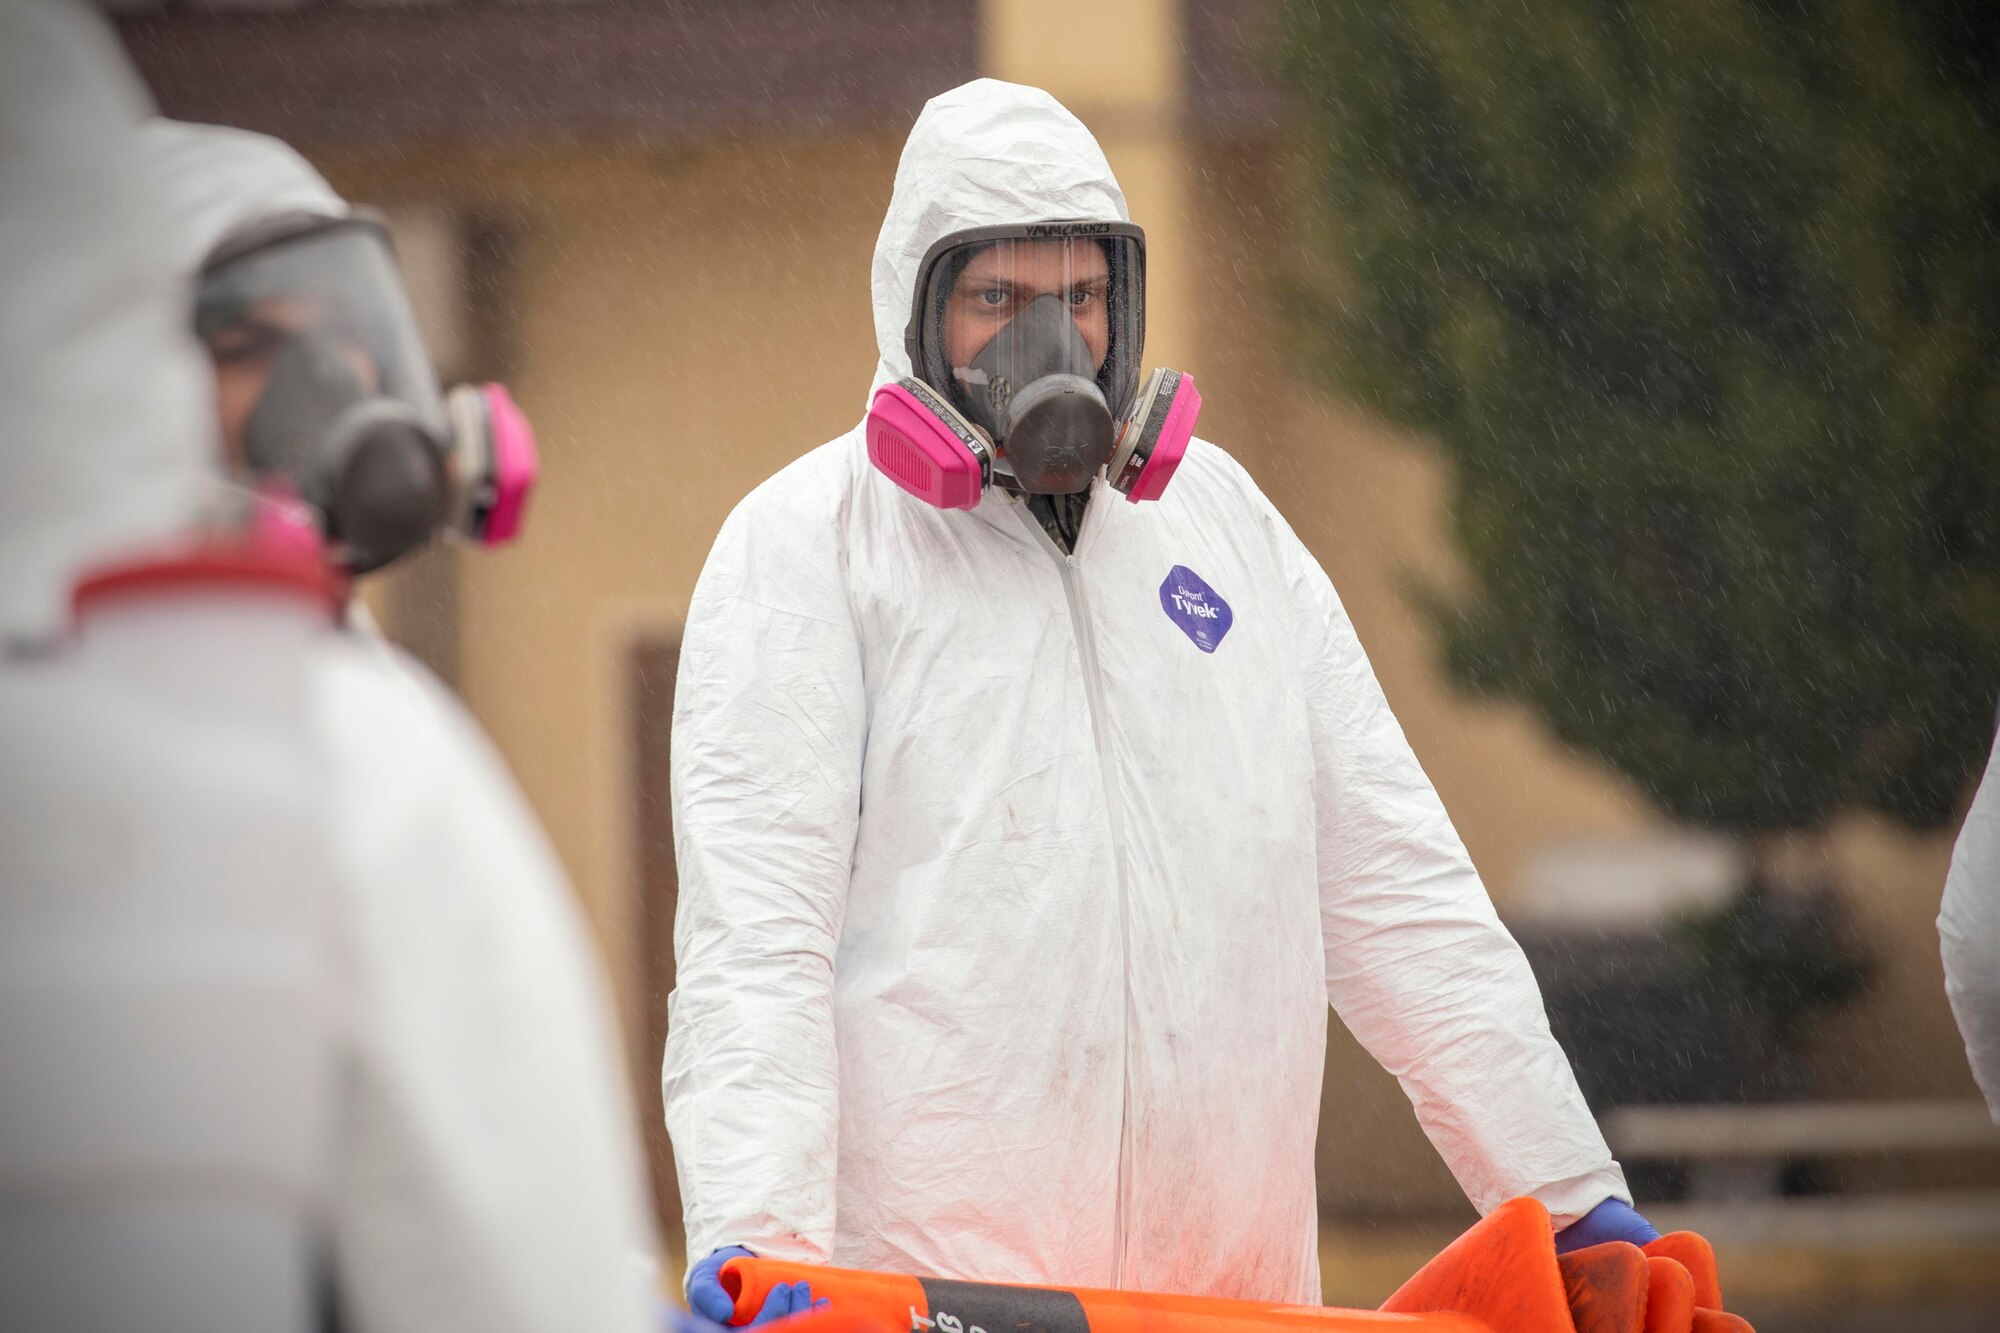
[1160,565,1233,653]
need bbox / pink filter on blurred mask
[73,477,344,622]
[867,380,989,510]
[478,383,538,546]
[250,479,327,563]
[1124,371,1200,504]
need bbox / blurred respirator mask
[196,212,537,573]
[866,221,1200,510]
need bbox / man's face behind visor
[909,224,1146,492]
[943,238,1112,374]
[194,217,453,570]
[206,294,380,469]
[196,219,447,472]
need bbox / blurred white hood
[0,3,215,645]
[867,78,1128,398]
[138,117,348,284]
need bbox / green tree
[1278,0,2000,833]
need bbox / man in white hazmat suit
[0,25,659,1330]
[1940,734,2000,1121]
[665,78,1651,1310]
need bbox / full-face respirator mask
[195,212,537,573]
[867,221,1200,510]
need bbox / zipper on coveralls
[1014,492,1135,1288]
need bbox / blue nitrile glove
[687,1246,830,1325]
[688,1247,753,1324]
[1554,1198,1662,1255]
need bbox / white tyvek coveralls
[0,68,658,1333]
[664,79,1627,1301]
[1941,736,2000,1120]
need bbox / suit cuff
[1528,1164,1633,1231]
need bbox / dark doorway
[631,629,683,1255]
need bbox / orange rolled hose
[1639,1256,1695,1333]
[764,1308,900,1333]
[1637,1233,1723,1312]
[1379,1198,1586,1333]
[720,1199,1748,1333]
[1380,1199,1750,1333]
[718,1255,1489,1333]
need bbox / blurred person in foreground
[665,78,1652,1315]
[138,113,834,1331]
[0,30,657,1330]
[137,113,829,1329]
[1941,733,2000,1121]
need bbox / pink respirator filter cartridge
[866,380,991,510]
[477,383,538,546]
[1120,369,1200,504]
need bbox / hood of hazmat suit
[139,117,349,280]
[0,56,659,1333]
[664,78,1626,1300]
[1941,735,2000,1121]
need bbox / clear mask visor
[910,224,1145,435]
[195,218,448,477]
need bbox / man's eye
[207,322,285,366]
[1067,288,1096,307]
[976,288,1008,307]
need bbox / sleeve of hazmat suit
[1940,735,2000,1120]
[319,639,661,1333]
[663,480,866,1265]
[1280,511,1630,1226]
